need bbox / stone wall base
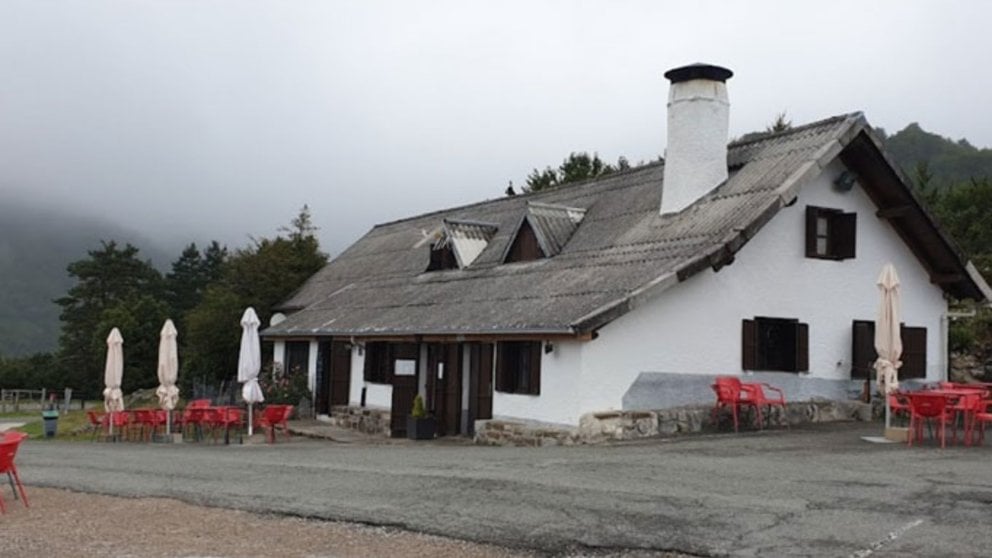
[474,398,872,447]
[329,405,390,436]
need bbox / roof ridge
[728,112,863,149]
[370,160,664,230]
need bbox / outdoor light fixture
[833,170,856,192]
[544,342,554,354]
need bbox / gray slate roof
[264,113,989,339]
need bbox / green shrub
[411,394,426,418]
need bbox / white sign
[437,363,445,379]
[394,359,416,376]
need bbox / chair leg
[10,468,27,507]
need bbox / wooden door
[316,340,332,414]
[426,343,461,437]
[329,340,351,407]
[473,343,494,421]
[389,343,420,438]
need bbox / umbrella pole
[885,396,891,430]
[248,404,254,437]
[109,410,114,441]
[166,411,171,436]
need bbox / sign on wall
[394,359,417,376]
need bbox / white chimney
[660,63,733,215]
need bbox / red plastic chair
[0,431,29,513]
[889,394,910,424]
[86,411,107,441]
[711,378,745,432]
[740,382,787,429]
[907,393,953,448]
[256,405,294,443]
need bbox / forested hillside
[0,198,168,356]
[883,123,992,188]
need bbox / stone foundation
[474,398,872,447]
[329,405,390,436]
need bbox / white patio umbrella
[155,319,180,435]
[238,307,264,436]
[873,263,903,431]
[103,327,125,438]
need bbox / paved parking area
[15,423,992,557]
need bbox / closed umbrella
[238,307,264,436]
[155,319,180,435]
[873,263,903,431]
[103,327,125,439]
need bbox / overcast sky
[2,1,990,258]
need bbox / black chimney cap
[664,63,733,84]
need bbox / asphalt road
[16,423,992,557]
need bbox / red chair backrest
[0,435,25,473]
[711,382,739,403]
[262,405,286,422]
[909,393,947,417]
[889,394,910,410]
[87,411,105,427]
[188,399,211,409]
[280,406,294,422]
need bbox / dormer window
[805,206,856,260]
[503,202,586,264]
[426,242,458,271]
[423,219,498,272]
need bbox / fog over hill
[0,195,174,356]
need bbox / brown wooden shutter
[805,207,818,257]
[901,326,927,379]
[742,319,757,370]
[833,212,857,260]
[529,342,542,395]
[850,320,876,379]
[796,322,809,372]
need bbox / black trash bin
[42,409,59,438]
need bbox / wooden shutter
[850,320,876,379]
[796,323,809,372]
[804,207,818,258]
[529,342,542,395]
[901,326,927,379]
[833,212,857,260]
[742,319,757,370]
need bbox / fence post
[14,390,19,412]
[64,388,73,414]
[41,387,47,407]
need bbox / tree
[55,241,163,397]
[164,241,228,331]
[523,152,628,193]
[183,207,328,386]
[766,112,793,133]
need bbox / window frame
[742,317,809,373]
[362,342,392,384]
[805,206,856,260]
[495,341,541,395]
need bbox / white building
[263,64,990,437]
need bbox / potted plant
[406,394,436,440]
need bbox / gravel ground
[0,487,533,558]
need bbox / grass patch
[9,409,95,441]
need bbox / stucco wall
[580,159,948,415]
[347,346,392,410]
[492,339,583,425]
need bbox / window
[495,341,541,395]
[742,317,809,373]
[426,242,458,271]
[363,342,392,384]
[850,321,927,380]
[285,341,310,377]
[805,206,856,260]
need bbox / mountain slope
[0,197,169,356]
